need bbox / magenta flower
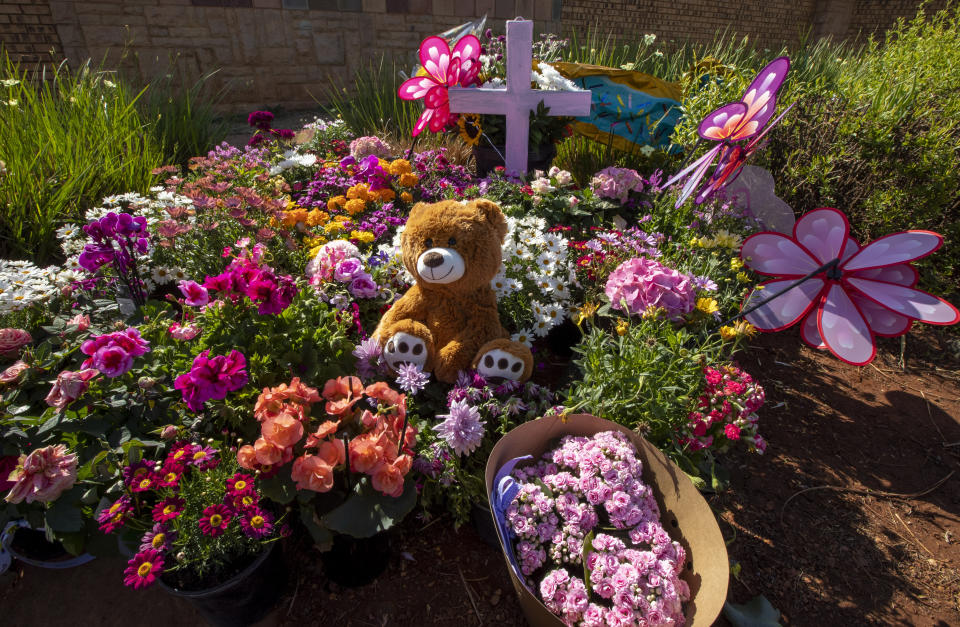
[99,495,134,532]
[397,34,481,136]
[80,328,150,377]
[239,509,274,539]
[198,504,232,537]
[178,280,210,307]
[152,497,185,523]
[348,274,379,299]
[604,257,696,320]
[741,208,960,365]
[432,399,484,456]
[175,350,249,412]
[124,549,164,589]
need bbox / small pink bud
[160,425,178,440]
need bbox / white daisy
[151,266,173,285]
[511,329,534,347]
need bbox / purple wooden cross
[447,18,591,176]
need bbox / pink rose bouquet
[4,444,78,504]
[604,257,696,320]
[679,365,766,454]
[504,431,690,626]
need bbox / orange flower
[237,445,258,470]
[399,172,419,187]
[306,209,329,227]
[290,455,335,493]
[364,381,402,408]
[254,389,287,422]
[327,195,346,211]
[377,188,396,203]
[346,183,370,201]
[253,437,284,466]
[348,432,386,474]
[322,376,365,415]
[400,191,413,203]
[261,412,304,448]
[305,420,341,448]
[316,439,346,467]
[283,377,321,406]
[388,159,412,176]
[371,455,412,497]
[344,199,366,215]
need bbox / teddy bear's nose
[422,251,444,268]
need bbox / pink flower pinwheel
[740,208,959,365]
[398,34,481,136]
[665,57,791,207]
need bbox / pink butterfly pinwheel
[665,56,791,208]
[739,208,959,365]
[398,34,482,136]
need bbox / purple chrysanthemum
[432,399,485,457]
[395,362,430,395]
[352,337,383,379]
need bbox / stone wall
[1,0,63,68]
[1,0,947,110]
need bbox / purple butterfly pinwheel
[739,208,959,365]
[398,34,482,137]
[665,56,791,208]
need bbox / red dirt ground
[3,329,958,626]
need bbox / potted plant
[485,413,729,626]
[98,444,287,626]
[236,376,418,587]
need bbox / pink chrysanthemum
[226,473,255,496]
[198,504,232,537]
[152,497,185,523]
[239,509,274,539]
[124,549,164,589]
[97,495,133,533]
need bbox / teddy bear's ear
[472,199,508,242]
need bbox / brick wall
[560,0,819,50]
[1,0,944,110]
[0,0,63,68]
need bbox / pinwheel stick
[718,257,840,329]
[656,138,702,204]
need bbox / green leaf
[723,595,782,627]
[581,529,595,595]
[45,499,83,533]
[37,413,62,434]
[300,505,333,550]
[259,473,297,504]
[322,479,417,538]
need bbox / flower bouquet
[98,443,287,624]
[485,413,727,627]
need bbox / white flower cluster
[532,62,580,92]
[494,215,576,345]
[268,149,318,176]
[0,259,67,313]
[304,117,346,132]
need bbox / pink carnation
[45,368,100,411]
[590,167,644,203]
[604,257,695,320]
[0,328,31,357]
[4,445,78,504]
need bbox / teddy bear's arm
[375,287,430,336]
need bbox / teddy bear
[374,199,534,383]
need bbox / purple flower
[178,280,210,307]
[395,362,430,395]
[247,110,274,130]
[348,274,379,299]
[353,337,382,378]
[333,257,365,282]
[433,399,484,456]
[80,328,150,377]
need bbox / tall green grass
[321,57,423,140]
[0,53,226,261]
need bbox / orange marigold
[344,198,366,215]
[388,159,412,176]
[398,173,419,187]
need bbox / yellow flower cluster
[691,229,742,250]
[719,320,757,340]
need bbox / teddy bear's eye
[424,238,433,248]
[447,237,456,247]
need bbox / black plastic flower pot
[159,542,286,627]
[473,142,558,178]
[6,526,95,569]
[470,501,500,550]
[320,531,392,588]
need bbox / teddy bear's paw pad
[384,332,428,371]
[477,348,526,381]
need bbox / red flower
[198,504,232,537]
[124,549,164,589]
[226,473,255,496]
[152,497,185,523]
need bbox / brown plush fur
[374,199,534,383]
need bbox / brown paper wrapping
[484,413,728,627]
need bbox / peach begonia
[261,411,304,448]
[237,444,258,470]
[291,441,344,493]
[348,432,389,475]
[253,437,285,466]
[5,444,77,504]
[364,381,402,408]
[305,420,340,448]
[322,376,364,416]
[371,455,413,498]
